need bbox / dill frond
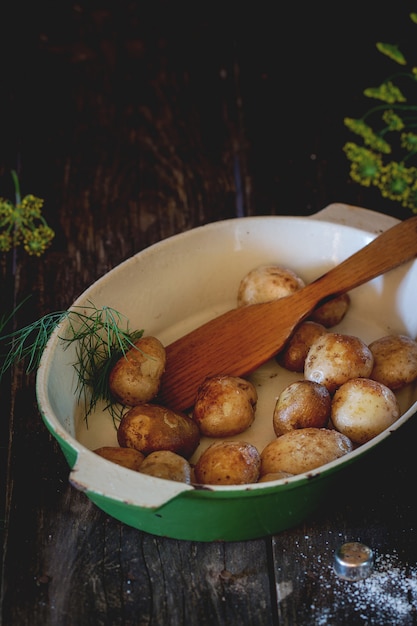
[0,310,67,377]
[0,302,144,423]
[60,303,143,422]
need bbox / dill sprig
[343,11,417,214]
[62,304,143,421]
[0,302,143,422]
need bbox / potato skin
[93,446,145,471]
[192,375,257,437]
[139,450,192,483]
[109,336,166,406]
[260,428,353,476]
[309,293,351,328]
[117,403,200,458]
[237,265,305,307]
[257,471,294,483]
[331,377,400,444]
[273,380,331,436]
[369,334,417,390]
[304,332,374,394]
[194,440,261,485]
[278,321,327,372]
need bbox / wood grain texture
[1,2,417,625]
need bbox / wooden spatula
[158,216,417,410]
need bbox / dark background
[1,1,416,232]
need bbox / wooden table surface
[1,3,417,625]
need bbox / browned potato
[237,265,305,307]
[192,375,257,437]
[278,321,327,372]
[304,332,374,394]
[273,380,331,436]
[109,336,166,406]
[309,293,351,328]
[139,450,192,483]
[331,377,401,444]
[260,428,353,476]
[93,446,145,471]
[117,403,200,458]
[369,334,417,390]
[194,440,261,485]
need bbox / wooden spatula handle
[305,215,417,300]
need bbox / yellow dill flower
[382,110,405,131]
[402,180,417,213]
[343,143,383,187]
[22,228,53,257]
[343,118,391,153]
[364,81,406,104]
[344,117,370,136]
[376,42,407,65]
[377,162,417,202]
[344,11,417,215]
[1,172,55,257]
[401,132,417,153]
[0,231,12,252]
[19,194,44,219]
[0,198,17,225]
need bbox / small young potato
[278,321,327,372]
[237,265,305,307]
[192,375,257,437]
[260,428,353,476]
[194,440,261,485]
[117,403,200,458]
[93,446,145,471]
[109,335,166,406]
[309,293,351,328]
[304,332,374,394]
[331,377,401,445]
[273,380,331,436]
[139,450,192,483]
[369,334,417,390]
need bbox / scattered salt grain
[312,552,417,625]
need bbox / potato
[331,377,401,445]
[257,471,294,483]
[273,380,331,436]
[304,332,374,394]
[369,334,417,390]
[260,428,353,476]
[93,446,145,471]
[194,440,261,485]
[117,403,200,458]
[109,335,166,406]
[192,375,257,437]
[309,293,351,328]
[278,321,327,372]
[139,450,192,483]
[237,265,305,307]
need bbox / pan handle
[312,202,399,232]
[69,447,194,509]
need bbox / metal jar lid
[333,541,374,581]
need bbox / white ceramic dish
[36,204,417,541]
